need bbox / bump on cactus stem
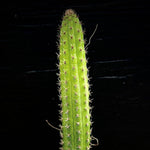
[55,8,98,150]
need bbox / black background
[0,0,150,149]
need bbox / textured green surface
[58,9,91,150]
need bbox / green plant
[58,9,96,150]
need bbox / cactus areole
[58,9,92,150]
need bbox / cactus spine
[58,9,92,150]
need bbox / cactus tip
[65,9,75,15]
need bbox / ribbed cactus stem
[58,9,91,150]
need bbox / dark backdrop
[0,0,150,149]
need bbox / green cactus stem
[58,9,92,150]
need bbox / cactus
[58,9,92,150]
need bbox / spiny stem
[57,9,96,150]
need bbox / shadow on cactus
[47,9,99,150]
